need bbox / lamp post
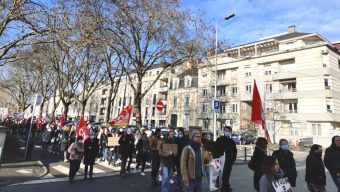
[213,13,235,141]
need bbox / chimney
[288,25,296,33]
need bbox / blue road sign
[214,100,220,112]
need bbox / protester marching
[1,86,340,192]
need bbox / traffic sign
[214,100,220,112]
[156,101,164,111]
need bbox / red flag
[108,105,133,127]
[59,113,65,128]
[251,80,271,143]
[42,118,46,125]
[77,116,89,142]
[35,116,42,131]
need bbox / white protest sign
[272,177,292,192]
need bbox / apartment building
[199,25,340,145]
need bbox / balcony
[273,70,297,81]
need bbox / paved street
[1,149,338,192]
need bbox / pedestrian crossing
[9,161,152,186]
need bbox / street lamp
[213,13,235,141]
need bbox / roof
[177,67,198,78]
[272,32,311,41]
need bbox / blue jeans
[161,166,171,192]
[331,175,340,192]
[185,178,202,192]
[102,147,108,160]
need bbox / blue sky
[182,0,340,46]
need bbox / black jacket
[324,142,340,177]
[213,136,237,166]
[305,152,326,186]
[272,149,297,187]
[159,137,176,168]
[136,138,149,154]
[175,137,188,165]
[100,133,108,148]
[84,138,99,165]
[118,134,135,155]
[248,146,267,191]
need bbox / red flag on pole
[77,116,89,142]
[251,79,271,143]
[108,105,133,127]
[59,113,65,128]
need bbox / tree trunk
[38,100,46,117]
[80,100,86,117]
[63,101,70,121]
[133,92,142,130]
[104,86,114,123]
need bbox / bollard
[244,147,247,161]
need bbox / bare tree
[0,0,48,66]
[105,0,211,129]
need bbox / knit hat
[255,137,268,150]
[191,130,201,139]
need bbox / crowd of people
[2,118,340,192]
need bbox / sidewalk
[0,160,47,187]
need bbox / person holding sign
[159,130,177,192]
[305,144,326,192]
[259,156,290,192]
[272,139,297,188]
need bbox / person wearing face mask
[324,135,340,192]
[305,144,326,192]
[175,128,188,192]
[68,136,84,183]
[83,132,99,179]
[272,139,297,188]
[202,133,215,191]
[118,128,135,176]
[213,126,237,191]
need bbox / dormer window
[184,75,192,88]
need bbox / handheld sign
[272,177,292,192]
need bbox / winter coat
[68,142,84,161]
[213,136,237,166]
[324,141,340,178]
[248,146,267,191]
[272,149,297,187]
[41,130,50,143]
[305,152,326,186]
[118,134,135,155]
[136,138,149,154]
[159,137,176,168]
[84,138,99,165]
[175,137,189,165]
[180,145,205,185]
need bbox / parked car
[231,132,257,144]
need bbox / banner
[76,116,89,142]
[59,113,65,127]
[209,152,225,190]
[251,79,271,143]
[108,105,133,127]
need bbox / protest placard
[272,177,292,192]
[108,137,120,146]
[162,144,178,155]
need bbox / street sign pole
[24,94,43,160]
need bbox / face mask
[78,140,83,144]
[280,144,289,151]
[224,131,231,137]
[127,129,132,135]
[90,136,94,139]
[178,134,183,138]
